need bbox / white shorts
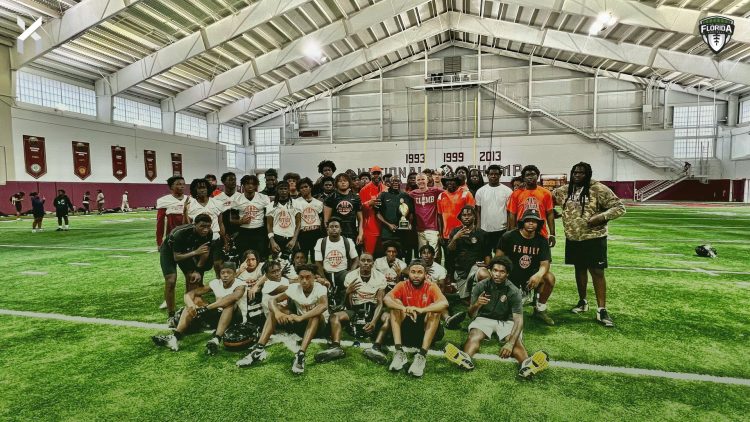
[417,230,439,250]
[468,317,519,341]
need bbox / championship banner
[72,141,91,180]
[23,135,47,179]
[171,153,183,177]
[144,150,157,181]
[111,146,127,181]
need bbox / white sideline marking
[69,262,92,266]
[109,255,131,259]
[19,271,47,276]
[0,244,155,253]
[1,308,749,387]
[608,266,750,275]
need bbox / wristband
[267,233,274,239]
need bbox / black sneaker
[205,337,220,356]
[56,228,63,231]
[363,347,388,365]
[292,351,306,374]
[314,346,345,363]
[597,309,614,327]
[571,299,589,314]
[445,312,467,330]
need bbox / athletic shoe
[56,228,63,231]
[518,350,550,379]
[159,301,168,310]
[152,334,179,352]
[314,346,345,363]
[205,337,220,356]
[292,351,306,375]
[571,299,589,314]
[533,309,555,326]
[389,349,409,372]
[444,342,475,371]
[363,347,388,365]
[167,316,177,328]
[445,312,467,330]
[597,309,614,327]
[237,345,267,367]
[408,353,427,378]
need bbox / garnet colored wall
[0,181,170,214]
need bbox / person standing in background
[96,190,105,214]
[81,191,91,215]
[11,192,24,220]
[121,191,130,212]
[30,192,45,232]
[53,189,74,231]
[474,165,513,257]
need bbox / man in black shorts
[324,172,363,245]
[53,189,74,231]
[315,253,387,363]
[495,209,556,325]
[152,262,246,355]
[237,264,328,374]
[160,214,214,326]
[552,162,625,327]
[384,260,448,378]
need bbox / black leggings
[298,228,323,263]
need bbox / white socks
[536,303,547,312]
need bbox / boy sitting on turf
[152,262,246,356]
[237,264,328,375]
[444,256,549,378]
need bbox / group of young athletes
[151,160,626,378]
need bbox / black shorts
[203,307,243,329]
[565,237,608,269]
[32,212,44,219]
[210,237,225,262]
[235,227,268,261]
[15,203,22,212]
[401,314,444,348]
[485,230,505,256]
[159,243,212,277]
[283,318,328,338]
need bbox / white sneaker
[205,337,220,356]
[237,345,268,367]
[159,301,168,310]
[389,349,409,372]
[152,334,179,352]
[408,353,427,377]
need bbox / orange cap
[370,165,383,173]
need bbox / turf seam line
[2,308,749,387]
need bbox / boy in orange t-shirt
[437,172,476,241]
[507,165,556,245]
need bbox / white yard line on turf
[1,308,749,387]
[608,266,750,275]
[0,244,156,253]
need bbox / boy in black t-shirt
[53,189,74,231]
[323,173,363,245]
[447,206,490,299]
[376,175,414,260]
[495,209,556,325]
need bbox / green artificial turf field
[1,205,749,421]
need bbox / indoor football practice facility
[0,0,748,420]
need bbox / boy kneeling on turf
[444,256,549,378]
[237,264,328,375]
[152,262,246,355]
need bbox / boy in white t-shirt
[374,241,407,292]
[152,262,246,356]
[237,264,328,375]
[266,181,301,259]
[315,253,388,363]
[314,217,359,309]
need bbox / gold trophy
[398,198,411,230]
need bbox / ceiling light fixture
[588,12,618,36]
[304,41,325,62]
